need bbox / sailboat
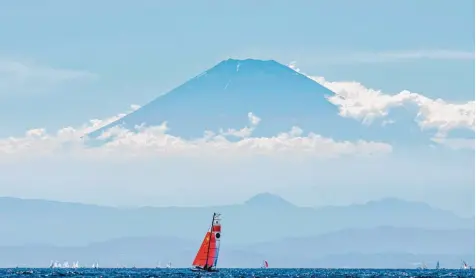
[261,260,269,269]
[435,261,440,270]
[191,212,222,272]
[461,260,472,269]
[417,262,427,270]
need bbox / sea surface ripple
[3,268,475,278]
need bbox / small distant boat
[166,261,172,268]
[156,261,162,268]
[49,261,63,269]
[261,260,269,269]
[49,260,80,269]
[417,262,427,270]
[461,260,473,270]
[190,212,222,272]
[436,261,440,270]
[92,262,99,269]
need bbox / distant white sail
[417,262,427,270]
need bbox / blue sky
[0,1,474,216]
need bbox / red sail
[192,231,217,268]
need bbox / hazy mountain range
[1,193,472,246]
[0,194,473,268]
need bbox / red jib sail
[192,213,221,269]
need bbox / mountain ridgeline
[0,194,473,242]
[88,59,433,146]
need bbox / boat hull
[190,266,219,272]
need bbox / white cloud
[288,63,475,149]
[220,112,261,138]
[0,59,97,96]
[248,112,261,126]
[0,105,392,161]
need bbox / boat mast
[204,212,216,269]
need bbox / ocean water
[2,268,475,278]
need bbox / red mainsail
[192,231,217,267]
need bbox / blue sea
[2,268,475,278]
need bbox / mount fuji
[89,59,432,147]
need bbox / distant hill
[87,58,432,146]
[1,227,473,268]
[0,194,472,247]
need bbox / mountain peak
[219,58,278,64]
[244,192,294,207]
[89,58,345,140]
[197,58,297,79]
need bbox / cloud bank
[288,62,475,149]
[0,105,392,162]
